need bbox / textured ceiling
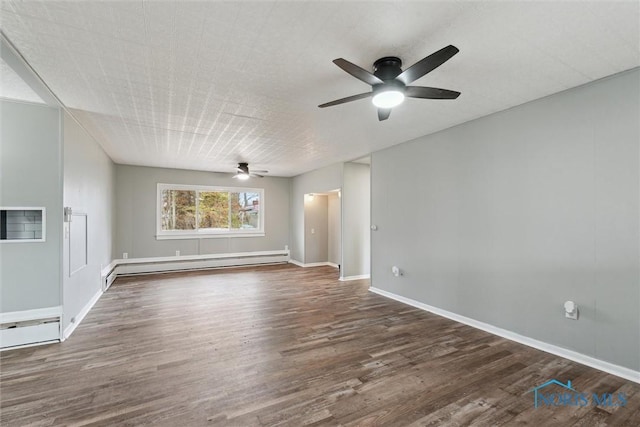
[1,1,638,177]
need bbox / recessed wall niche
[0,207,46,242]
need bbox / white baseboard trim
[289,260,337,268]
[369,287,640,384]
[62,289,103,341]
[303,262,332,268]
[1,306,61,350]
[339,274,370,282]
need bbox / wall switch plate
[123,252,128,259]
[311,228,315,234]
[63,207,72,222]
[176,250,180,256]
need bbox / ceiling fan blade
[405,86,460,99]
[333,58,383,86]
[397,45,459,85]
[251,169,268,174]
[378,108,391,121]
[318,92,372,108]
[250,173,264,178]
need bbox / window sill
[156,233,265,240]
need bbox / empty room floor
[1,264,638,426]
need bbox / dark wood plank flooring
[1,264,638,426]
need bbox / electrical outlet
[311,228,315,234]
[123,252,128,259]
[176,250,180,256]
[564,301,578,320]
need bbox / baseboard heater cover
[118,260,289,276]
[102,250,290,280]
[1,307,61,350]
[105,269,117,289]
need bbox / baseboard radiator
[104,268,117,290]
[0,307,61,350]
[102,249,290,287]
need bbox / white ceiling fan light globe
[237,173,250,180]
[372,89,405,109]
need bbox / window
[157,184,264,239]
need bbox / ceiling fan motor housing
[237,162,249,174]
[373,57,403,81]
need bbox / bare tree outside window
[231,192,260,229]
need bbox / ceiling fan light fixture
[319,45,460,120]
[232,162,268,179]
[372,89,405,109]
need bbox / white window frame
[156,183,265,240]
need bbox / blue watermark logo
[529,379,627,409]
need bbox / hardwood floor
[1,264,638,426]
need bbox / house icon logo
[528,379,627,409]
[529,379,576,408]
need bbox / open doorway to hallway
[303,190,341,275]
[301,159,371,281]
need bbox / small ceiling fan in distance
[318,45,461,121]
[233,162,268,180]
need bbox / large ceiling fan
[232,162,268,180]
[318,45,461,121]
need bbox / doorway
[303,189,342,275]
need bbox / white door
[62,208,92,339]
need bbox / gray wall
[328,192,341,266]
[0,100,62,312]
[343,162,370,278]
[304,194,328,264]
[115,165,290,258]
[290,163,342,263]
[371,69,640,371]
[62,112,115,330]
